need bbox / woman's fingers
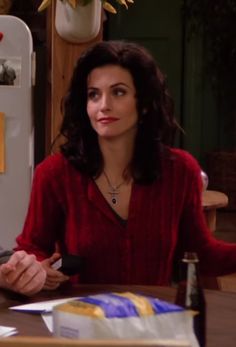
[41,253,69,291]
[0,251,46,295]
[0,251,70,294]
[13,264,46,295]
[12,261,46,293]
[43,279,61,290]
[2,252,37,285]
[43,272,69,290]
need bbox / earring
[142,108,148,115]
[138,108,147,125]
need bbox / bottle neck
[177,252,204,309]
[179,252,200,282]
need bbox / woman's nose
[100,93,111,111]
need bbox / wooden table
[202,190,228,232]
[0,284,236,347]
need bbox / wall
[107,0,235,168]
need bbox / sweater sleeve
[0,250,13,264]
[178,153,236,277]
[14,158,65,261]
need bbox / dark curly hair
[58,40,179,183]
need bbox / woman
[0,249,46,295]
[15,41,236,290]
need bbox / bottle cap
[183,252,199,262]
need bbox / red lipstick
[98,117,119,124]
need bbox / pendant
[103,171,125,206]
[108,189,119,205]
[111,197,117,204]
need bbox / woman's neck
[98,136,135,180]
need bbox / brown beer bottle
[175,252,206,347]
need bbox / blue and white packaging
[53,292,199,347]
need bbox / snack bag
[53,292,199,347]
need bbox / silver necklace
[103,171,125,205]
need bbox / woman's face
[87,64,138,140]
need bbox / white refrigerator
[0,15,34,249]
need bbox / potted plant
[38,0,134,14]
[38,0,134,42]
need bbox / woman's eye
[87,90,99,100]
[113,88,126,96]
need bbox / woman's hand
[0,251,46,296]
[41,253,69,290]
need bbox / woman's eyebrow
[110,82,131,89]
[87,82,131,89]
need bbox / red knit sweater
[15,148,236,285]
